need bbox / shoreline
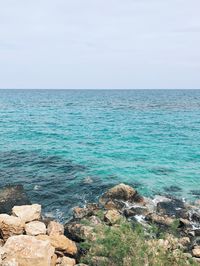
[0,183,200,265]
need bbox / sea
[0,89,200,221]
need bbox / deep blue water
[0,89,200,221]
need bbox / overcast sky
[0,0,200,89]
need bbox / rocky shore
[0,183,200,265]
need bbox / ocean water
[0,89,200,221]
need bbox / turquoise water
[0,89,200,220]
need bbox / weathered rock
[99,183,143,205]
[0,214,25,240]
[1,258,18,266]
[37,234,77,255]
[50,254,57,266]
[12,204,41,223]
[3,235,55,266]
[64,223,95,242]
[192,246,200,257]
[60,256,76,266]
[104,209,121,225]
[47,221,64,236]
[146,213,174,226]
[0,185,30,215]
[73,207,92,219]
[25,221,46,236]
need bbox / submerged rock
[12,204,41,223]
[2,235,55,266]
[0,185,30,214]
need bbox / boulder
[25,221,46,236]
[0,185,30,214]
[12,204,41,223]
[47,221,64,236]
[99,183,144,206]
[104,210,121,225]
[2,235,55,266]
[192,246,200,257]
[60,256,76,266]
[36,234,77,255]
[146,213,175,226]
[64,223,95,242]
[0,214,25,240]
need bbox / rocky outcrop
[2,235,55,266]
[99,183,144,205]
[12,204,41,222]
[25,221,46,236]
[0,214,25,240]
[65,223,96,242]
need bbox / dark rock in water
[163,185,182,193]
[190,190,200,197]
[157,198,187,218]
[0,185,30,214]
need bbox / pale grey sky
[0,0,200,89]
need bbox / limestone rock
[12,204,41,223]
[37,234,77,255]
[192,246,200,257]
[146,213,174,226]
[60,256,76,266]
[3,235,55,266]
[104,209,121,225]
[47,221,64,236]
[25,221,46,236]
[0,214,25,240]
[99,183,144,206]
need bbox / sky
[0,0,200,89]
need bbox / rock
[88,216,101,226]
[47,221,64,236]
[104,209,121,225]
[25,221,46,236]
[99,183,144,205]
[157,198,187,218]
[146,213,174,226]
[192,246,200,257]
[60,256,76,266]
[50,254,57,266]
[73,204,99,219]
[0,185,30,214]
[64,223,95,242]
[3,235,55,266]
[179,237,190,246]
[73,207,92,219]
[37,234,77,255]
[0,214,25,240]
[1,258,18,266]
[12,204,41,223]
